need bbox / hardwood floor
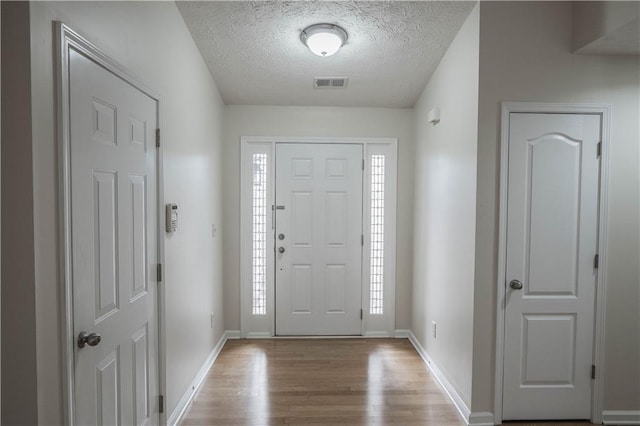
[179,339,594,426]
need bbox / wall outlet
[210,313,215,329]
[431,321,437,338]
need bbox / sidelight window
[369,154,385,315]
[251,153,268,315]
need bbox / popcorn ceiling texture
[177,1,476,108]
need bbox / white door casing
[68,46,159,425]
[502,113,601,420]
[240,137,397,338]
[275,143,363,335]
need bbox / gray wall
[412,4,480,408]
[222,105,415,332]
[472,0,640,413]
[1,3,38,425]
[0,1,3,419]
[572,1,640,53]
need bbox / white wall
[411,4,479,409]
[222,106,414,332]
[25,1,225,422]
[472,0,640,413]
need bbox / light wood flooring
[179,339,593,426]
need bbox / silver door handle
[509,279,523,290]
[78,331,101,348]
[278,247,285,254]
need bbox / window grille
[369,155,385,315]
[252,153,268,315]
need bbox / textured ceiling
[177,1,476,108]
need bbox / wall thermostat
[166,204,178,233]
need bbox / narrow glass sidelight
[370,154,385,315]
[252,153,268,315]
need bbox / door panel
[521,314,576,385]
[503,113,600,420]
[275,144,363,335]
[70,49,158,425]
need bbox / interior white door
[69,49,159,425]
[503,113,601,420]
[275,143,363,335]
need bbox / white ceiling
[177,1,476,108]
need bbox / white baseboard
[245,331,271,338]
[468,411,495,426]
[364,331,392,337]
[394,329,411,338]
[167,330,232,426]
[602,410,640,425]
[407,331,472,424]
[225,330,241,339]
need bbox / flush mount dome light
[300,23,348,57]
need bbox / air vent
[314,77,348,89]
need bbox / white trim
[167,331,233,426]
[494,102,611,424]
[602,410,640,425]
[240,137,398,338]
[55,22,166,426]
[468,412,495,426]
[363,331,392,338]
[245,332,272,339]
[394,329,411,338]
[407,331,471,425]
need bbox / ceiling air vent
[314,77,348,89]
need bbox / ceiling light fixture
[300,23,348,57]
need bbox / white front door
[69,49,159,425]
[275,143,363,335]
[503,113,601,420]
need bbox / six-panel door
[70,49,159,425]
[275,143,363,335]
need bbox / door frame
[240,137,398,338]
[56,23,167,426]
[494,102,611,424]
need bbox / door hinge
[591,365,596,380]
[156,129,161,148]
[594,254,599,269]
[362,159,365,170]
[159,395,164,413]
[360,309,363,320]
[596,142,601,158]
[361,234,364,246]
[157,264,163,282]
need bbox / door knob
[278,233,285,240]
[278,247,285,254]
[509,279,523,290]
[78,331,102,348]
